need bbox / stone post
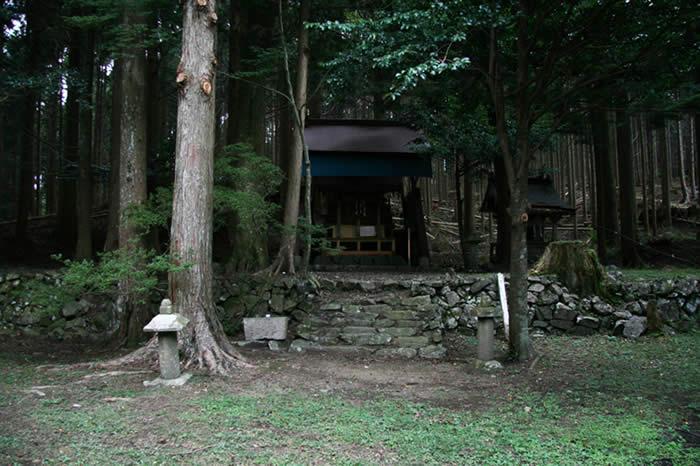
[476,304,496,361]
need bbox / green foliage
[5,278,74,320]
[124,187,172,234]
[125,144,282,240]
[213,143,282,234]
[53,248,189,302]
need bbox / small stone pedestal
[143,299,191,387]
[475,304,496,362]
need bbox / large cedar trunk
[104,60,123,252]
[616,109,640,266]
[170,0,246,374]
[117,13,150,347]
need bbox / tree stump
[531,241,606,296]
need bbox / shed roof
[305,119,423,153]
[480,175,575,214]
[304,120,431,178]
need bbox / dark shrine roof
[305,119,423,153]
[304,120,431,178]
[481,175,575,214]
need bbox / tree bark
[170,0,246,374]
[75,30,95,260]
[591,109,616,261]
[117,10,150,347]
[104,60,123,251]
[616,108,640,266]
[656,117,672,227]
[15,0,42,249]
[275,0,310,274]
[678,117,689,204]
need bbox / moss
[531,241,606,296]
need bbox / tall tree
[170,0,246,373]
[75,28,95,260]
[616,106,640,266]
[117,8,149,346]
[273,0,310,274]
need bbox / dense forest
[1,0,699,368]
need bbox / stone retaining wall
[1,271,698,356]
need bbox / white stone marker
[243,315,288,341]
[475,303,496,362]
[143,299,191,387]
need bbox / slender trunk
[275,0,310,274]
[494,157,511,267]
[657,118,672,227]
[639,116,650,236]
[649,120,658,235]
[170,0,246,374]
[75,30,95,260]
[117,12,149,347]
[616,108,639,266]
[104,60,123,251]
[678,117,689,204]
[590,110,611,261]
[15,0,41,248]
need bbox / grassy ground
[1,333,699,465]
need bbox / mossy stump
[531,241,606,296]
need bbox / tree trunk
[104,60,123,251]
[58,27,80,250]
[657,118,672,227]
[678,117,689,204]
[493,157,511,267]
[117,11,150,347]
[508,170,530,361]
[75,30,95,260]
[649,119,658,235]
[616,108,640,266]
[275,0,310,274]
[15,0,42,249]
[591,109,617,261]
[170,0,246,374]
[639,116,650,236]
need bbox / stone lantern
[143,299,191,386]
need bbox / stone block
[374,319,395,328]
[553,303,577,321]
[393,319,423,328]
[395,336,430,348]
[375,347,417,358]
[535,305,553,321]
[363,304,391,314]
[550,319,574,330]
[381,310,418,320]
[419,345,447,359]
[243,316,288,341]
[576,315,600,329]
[380,327,417,337]
[320,303,343,311]
[342,326,376,335]
[340,333,392,346]
[401,295,432,308]
[528,283,545,293]
[470,279,491,294]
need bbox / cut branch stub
[196,0,208,7]
[208,12,218,25]
[201,78,212,96]
[176,72,187,86]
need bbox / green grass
[620,267,700,280]
[2,334,699,465]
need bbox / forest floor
[1,332,699,465]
